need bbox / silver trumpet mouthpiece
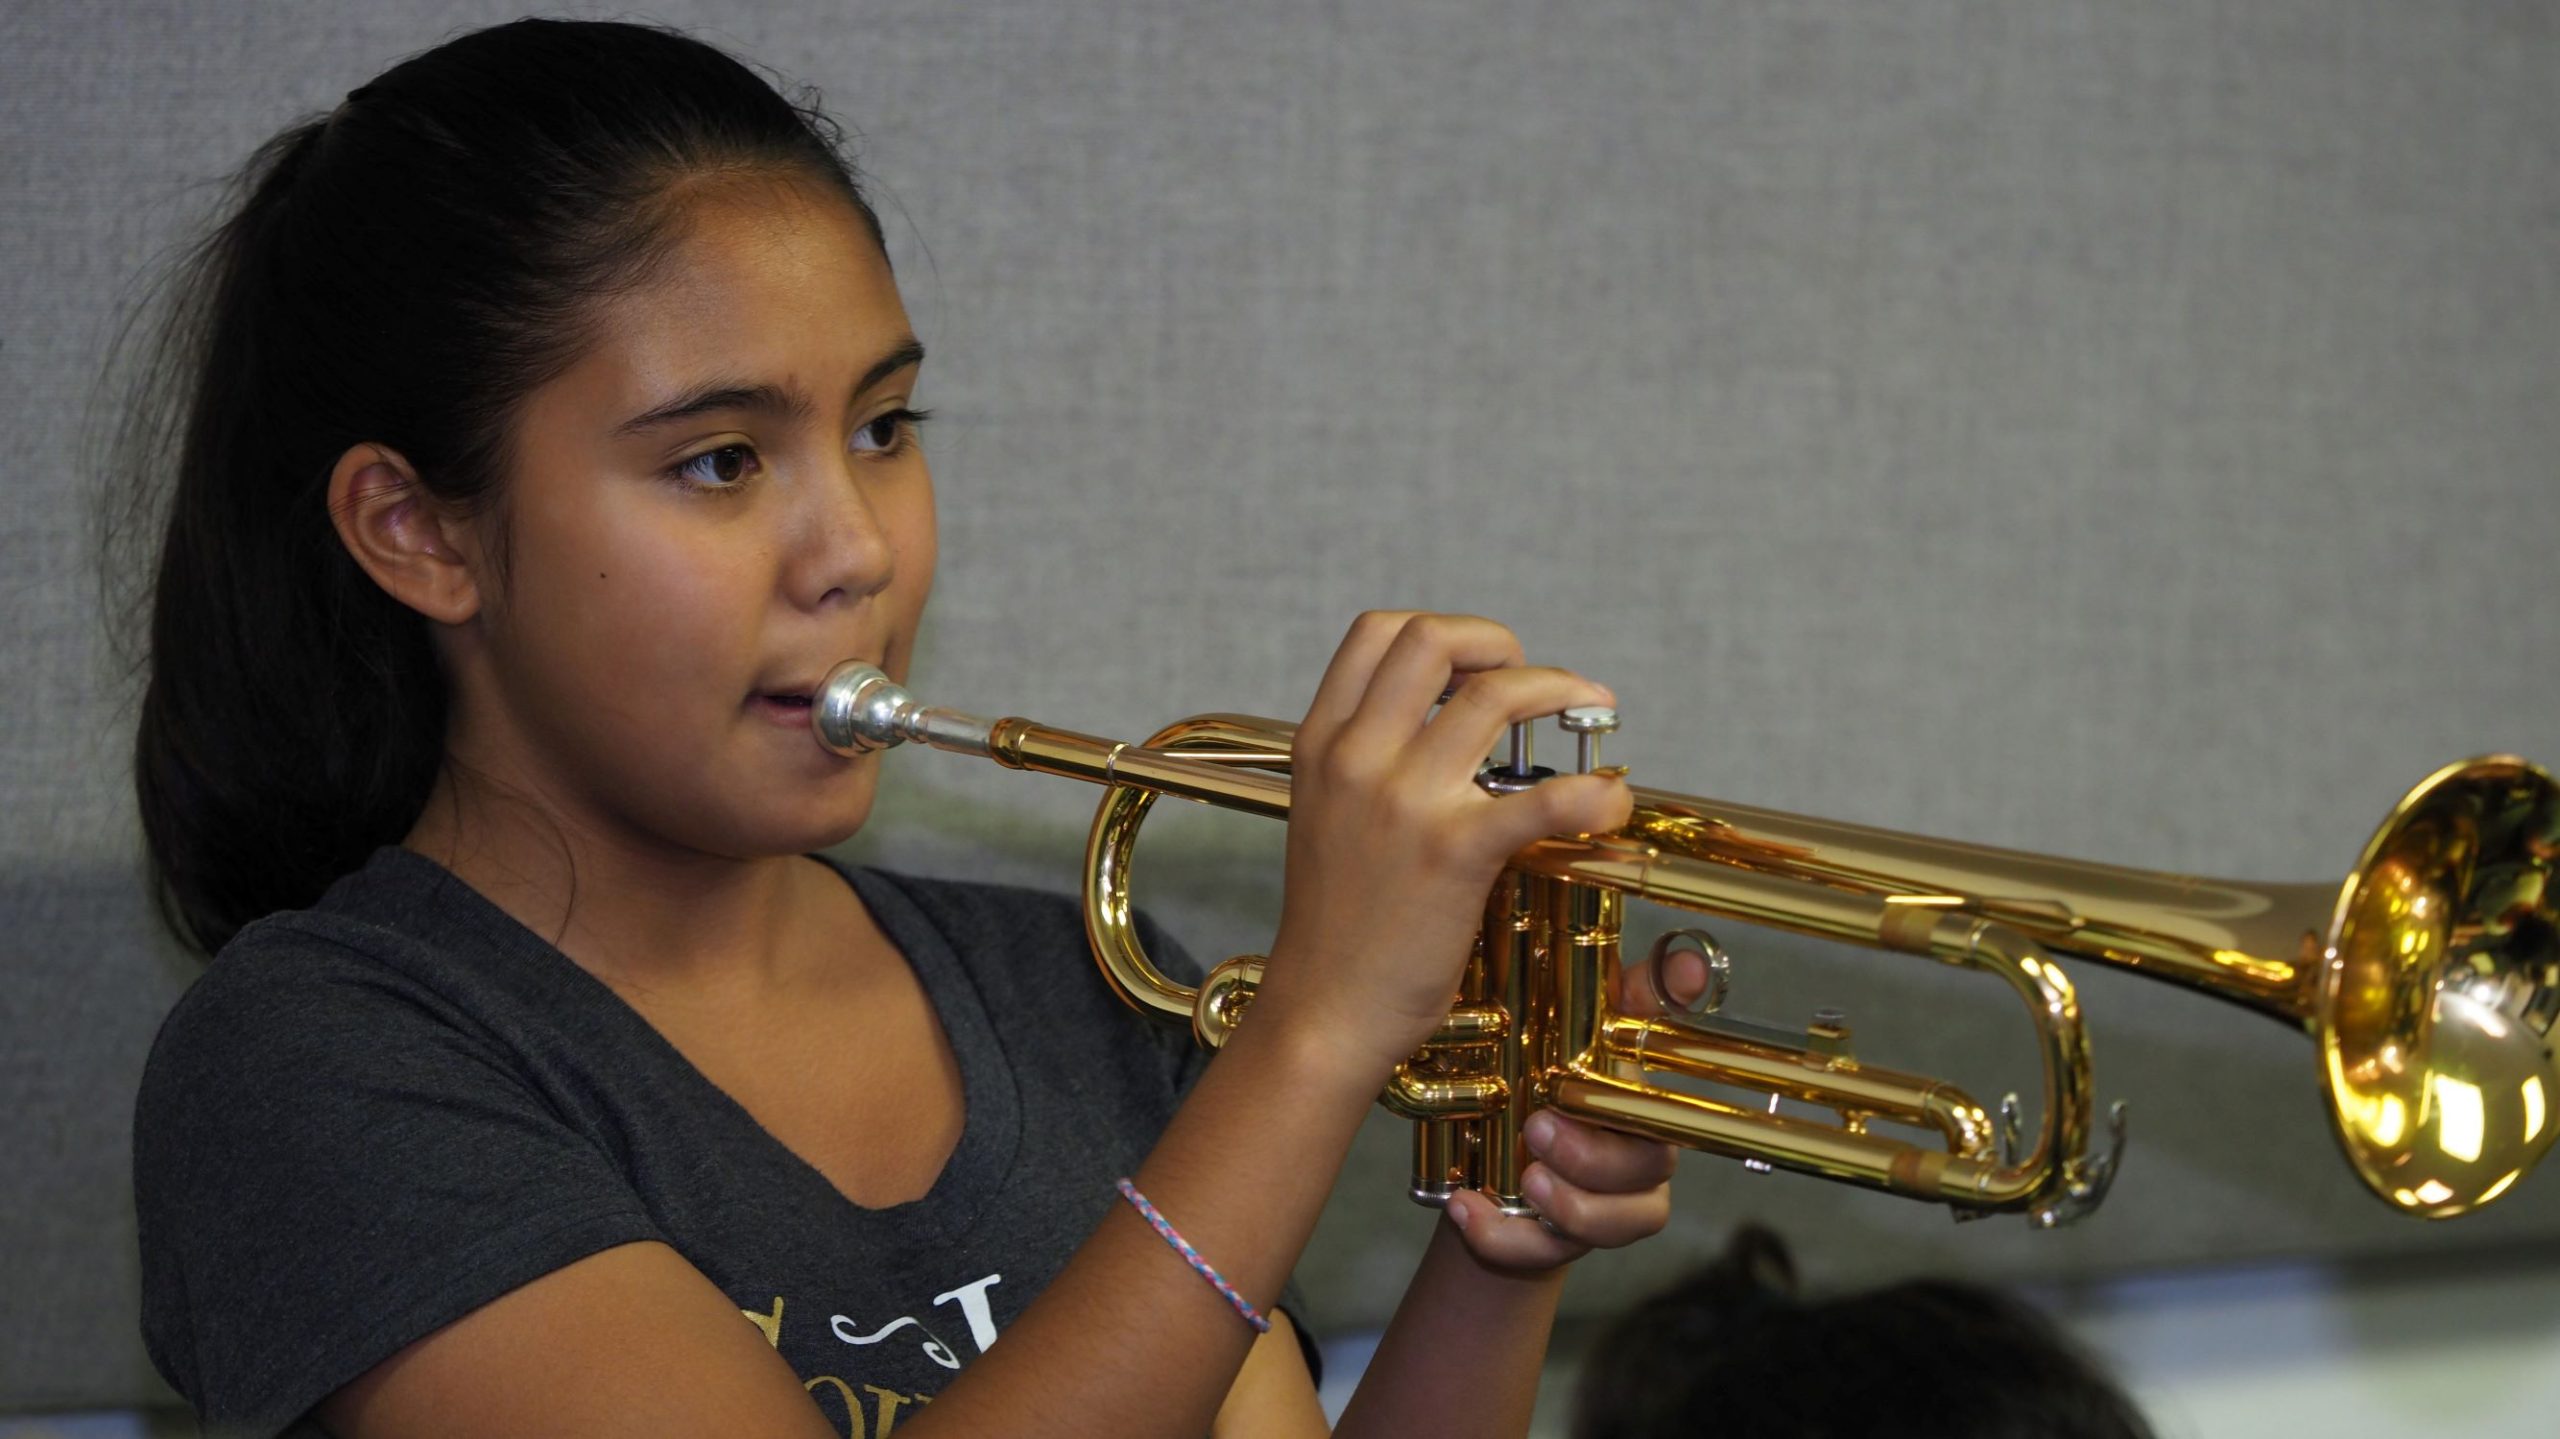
[812,661,910,755]
[813,661,998,758]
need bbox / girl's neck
[404,763,862,1000]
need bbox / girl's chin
[776,785,881,853]
[701,815,872,863]
[680,774,878,859]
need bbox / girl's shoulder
[133,849,666,1429]
[838,861,1204,989]
[141,846,605,1086]
[839,863,1084,947]
[833,860,1209,1101]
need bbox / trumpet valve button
[1559,706,1619,774]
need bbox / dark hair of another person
[105,20,884,954]
[1570,1224,2156,1439]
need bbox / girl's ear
[326,444,486,625]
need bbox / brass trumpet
[815,662,2558,1225]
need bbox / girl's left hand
[1441,940,1715,1270]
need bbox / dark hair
[109,20,883,953]
[1570,1225,2157,1439]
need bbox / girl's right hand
[1253,612,1633,1079]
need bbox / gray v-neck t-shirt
[135,847,1308,1436]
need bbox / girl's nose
[782,461,896,611]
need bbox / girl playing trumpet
[125,18,1704,1438]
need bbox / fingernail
[1446,1196,1472,1231]
[1524,1167,1554,1206]
[1524,1111,1558,1154]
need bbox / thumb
[1619,937,1719,1019]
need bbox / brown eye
[674,444,757,488]
[852,407,931,455]
[856,414,901,452]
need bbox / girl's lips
[750,693,816,729]
[751,658,874,733]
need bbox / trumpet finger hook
[1645,928,1731,1016]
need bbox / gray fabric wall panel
[4,0,2554,1410]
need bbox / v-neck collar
[348,847,1027,1250]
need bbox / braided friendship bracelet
[1113,1178,1271,1334]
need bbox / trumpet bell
[2324,756,2559,1215]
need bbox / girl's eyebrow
[856,338,929,396]
[614,380,810,436]
[612,337,927,436]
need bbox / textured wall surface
[3,0,2554,1411]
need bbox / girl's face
[449,175,936,861]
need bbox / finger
[1411,663,1615,780]
[1617,942,1714,1020]
[1444,1189,1586,1270]
[1524,1109,1679,1193]
[1299,610,1423,740]
[1334,613,1528,750]
[1427,770,1634,875]
[1519,1162,1673,1250]
[1516,769,1637,840]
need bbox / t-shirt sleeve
[134,928,663,1436]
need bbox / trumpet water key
[814,661,2559,1225]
